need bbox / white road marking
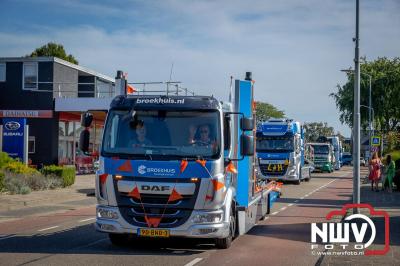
[271,211,279,215]
[288,203,294,207]
[38,226,59,232]
[264,216,269,220]
[300,197,305,199]
[184,258,203,266]
[280,206,287,211]
[79,217,96,223]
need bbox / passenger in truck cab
[187,124,218,153]
[130,121,152,147]
[193,124,213,146]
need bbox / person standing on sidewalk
[384,154,395,193]
[369,152,382,191]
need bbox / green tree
[255,101,285,122]
[330,57,400,133]
[303,122,335,142]
[29,42,78,65]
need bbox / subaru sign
[2,118,26,160]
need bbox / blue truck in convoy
[255,119,312,185]
[327,136,342,170]
[80,72,281,249]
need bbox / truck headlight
[288,167,297,175]
[97,208,119,219]
[191,211,223,224]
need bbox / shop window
[59,121,66,136]
[23,62,38,90]
[28,136,35,154]
[0,63,5,82]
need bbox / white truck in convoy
[79,72,281,249]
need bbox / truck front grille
[259,164,288,176]
[114,177,199,228]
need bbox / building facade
[0,57,115,168]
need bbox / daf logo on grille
[5,121,21,131]
[138,165,146,175]
[141,185,170,192]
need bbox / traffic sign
[371,136,381,147]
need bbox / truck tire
[215,211,235,249]
[108,233,132,246]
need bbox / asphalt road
[0,167,353,266]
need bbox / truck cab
[255,119,311,184]
[85,74,281,249]
[327,136,342,170]
[308,142,334,173]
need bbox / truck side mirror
[79,112,93,153]
[79,129,90,153]
[241,135,254,156]
[81,112,93,127]
[240,117,254,131]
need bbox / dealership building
[0,56,116,167]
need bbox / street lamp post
[354,0,361,214]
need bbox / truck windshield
[102,109,221,160]
[256,136,294,152]
[312,145,329,154]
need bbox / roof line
[53,57,114,83]
[0,56,114,83]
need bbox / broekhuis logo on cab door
[311,204,389,256]
[137,165,176,176]
[138,165,147,175]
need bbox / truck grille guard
[114,159,225,228]
[258,163,288,176]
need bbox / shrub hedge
[0,152,14,169]
[4,161,39,175]
[42,165,76,187]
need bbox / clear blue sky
[1,0,399,136]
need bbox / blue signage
[371,136,381,147]
[2,118,26,160]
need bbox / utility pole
[368,75,372,162]
[353,0,361,214]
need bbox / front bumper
[258,167,299,181]
[95,206,230,238]
[314,163,331,172]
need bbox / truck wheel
[215,211,235,249]
[108,233,132,246]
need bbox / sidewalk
[0,175,96,222]
[321,168,400,265]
